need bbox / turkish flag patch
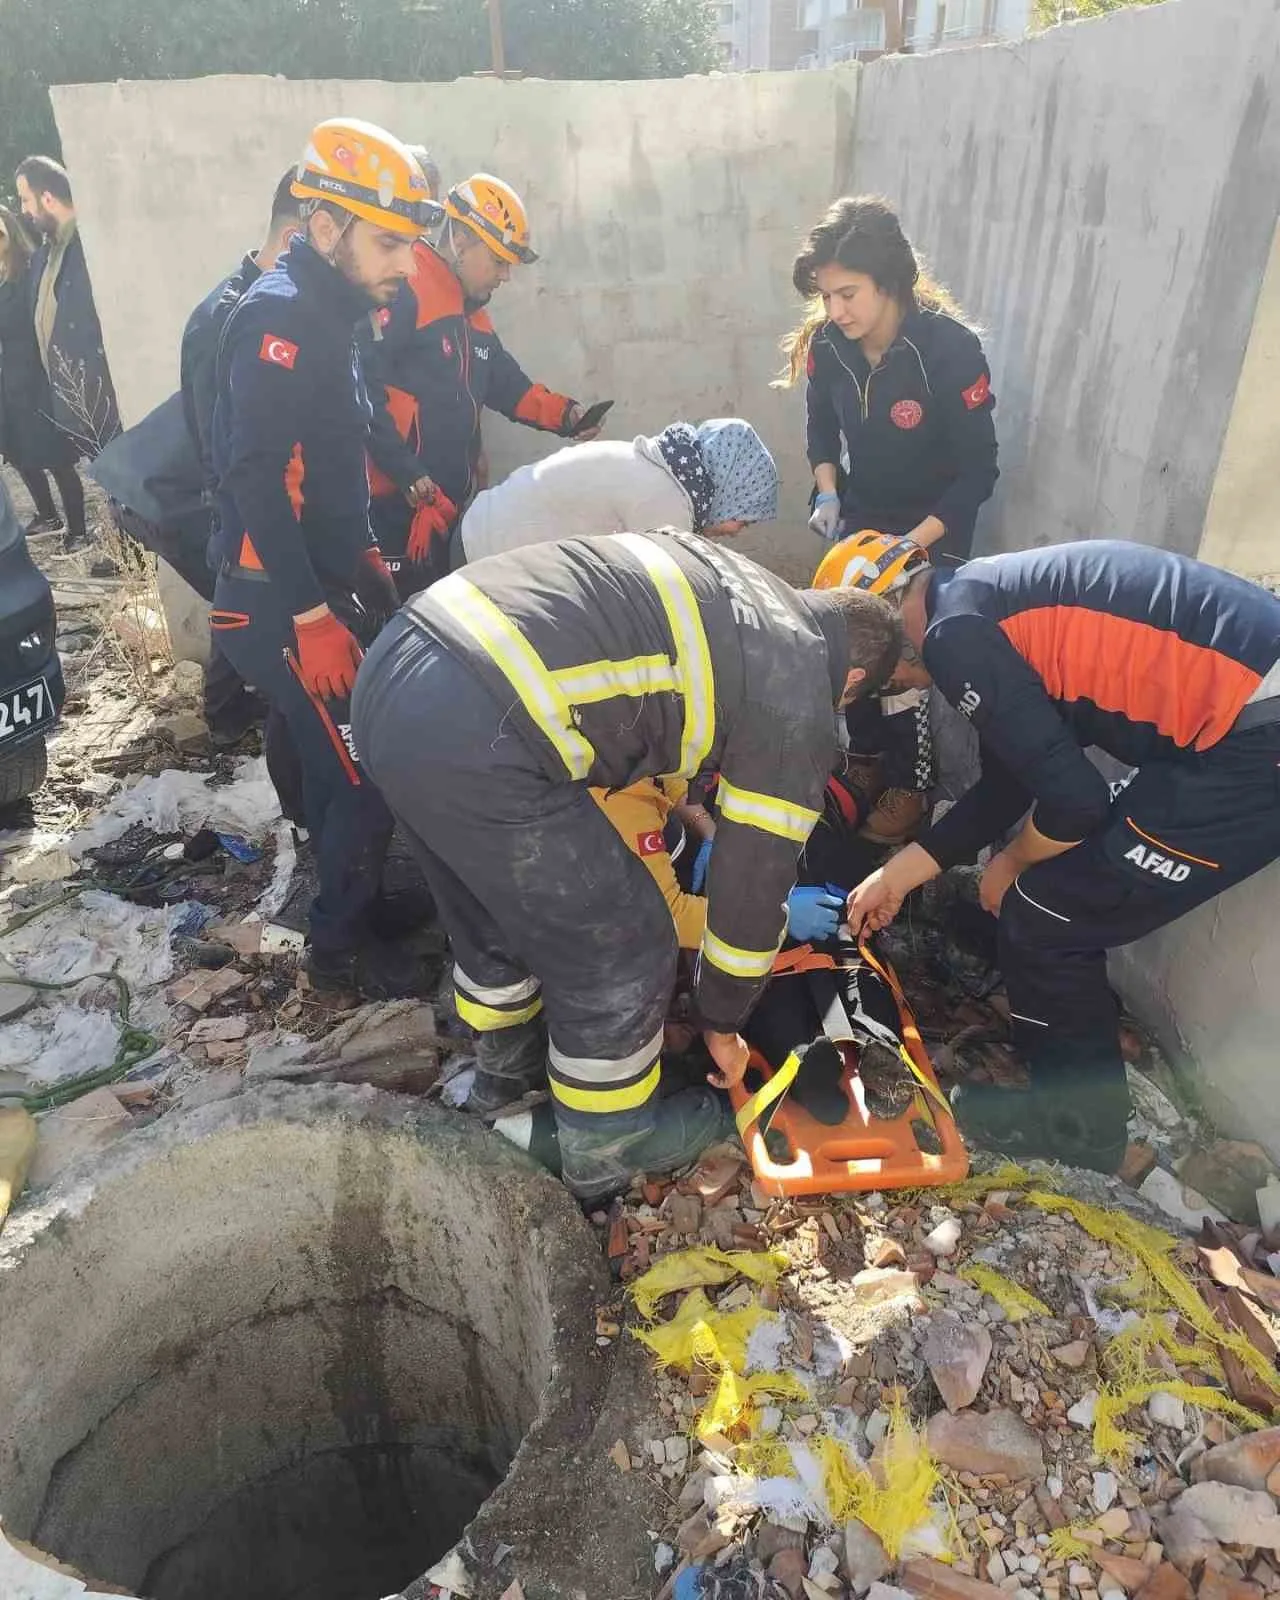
[806,348,816,379]
[961,372,991,410]
[636,830,666,857]
[259,333,299,370]
[890,399,924,430]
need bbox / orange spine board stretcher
[728,939,969,1198]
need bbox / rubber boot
[303,938,423,1000]
[556,1088,735,1206]
[951,1074,1131,1175]
[467,1016,549,1114]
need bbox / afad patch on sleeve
[961,372,991,411]
[259,333,300,370]
[636,830,667,857]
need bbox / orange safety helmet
[813,530,930,596]
[292,119,443,239]
[444,174,538,265]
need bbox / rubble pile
[592,1156,1280,1600]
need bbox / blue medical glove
[691,837,714,894]
[808,491,842,542]
[787,885,845,943]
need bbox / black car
[0,477,65,805]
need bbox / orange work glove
[292,610,363,700]
[406,487,459,562]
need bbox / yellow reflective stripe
[553,654,677,704]
[718,778,820,844]
[549,1062,661,1114]
[701,926,781,980]
[456,993,544,1032]
[436,575,593,780]
[613,533,715,778]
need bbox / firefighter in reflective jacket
[209,119,442,997]
[352,530,901,1203]
[362,174,605,595]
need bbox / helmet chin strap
[311,206,354,269]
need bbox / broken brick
[902,1556,1009,1600]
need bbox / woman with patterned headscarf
[456,416,778,565]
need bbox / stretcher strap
[734,1050,800,1142]
[856,937,952,1123]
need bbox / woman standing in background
[780,195,998,564]
[0,204,87,543]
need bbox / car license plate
[0,677,54,742]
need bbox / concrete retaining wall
[853,0,1280,557]
[53,69,856,583]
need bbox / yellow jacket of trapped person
[591,778,705,951]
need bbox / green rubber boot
[951,1078,1129,1174]
[556,1088,735,1206]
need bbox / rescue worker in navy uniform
[181,169,303,498]
[362,174,604,595]
[352,530,902,1203]
[845,541,1280,1172]
[779,197,999,848]
[143,168,303,744]
[209,119,441,996]
[782,195,998,565]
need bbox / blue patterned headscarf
[652,423,713,530]
[696,418,779,527]
[651,419,779,532]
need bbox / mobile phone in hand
[571,399,614,436]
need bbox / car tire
[0,737,48,807]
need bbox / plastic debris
[214,832,261,864]
[69,755,281,858]
[628,1246,788,1319]
[1,1518,139,1598]
[958,1263,1051,1322]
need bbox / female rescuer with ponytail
[781,196,999,565]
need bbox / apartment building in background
[711,0,818,70]
[712,0,1030,70]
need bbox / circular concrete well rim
[0,1084,609,1600]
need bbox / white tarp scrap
[0,1522,136,1599]
[68,755,281,859]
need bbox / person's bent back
[458,418,778,565]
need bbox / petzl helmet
[292,119,443,239]
[813,530,929,596]
[445,174,537,265]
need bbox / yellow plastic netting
[817,1399,959,1559]
[701,1368,810,1440]
[1028,1191,1280,1404]
[1047,1527,1095,1561]
[934,1163,1046,1205]
[1089,1313,1270,1457]
[628,1250,803,1440]
[959,1264,1051,1322]
[737,1436,793,1478]
[632,1288,775,1375]
[628,1246,788,1319]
